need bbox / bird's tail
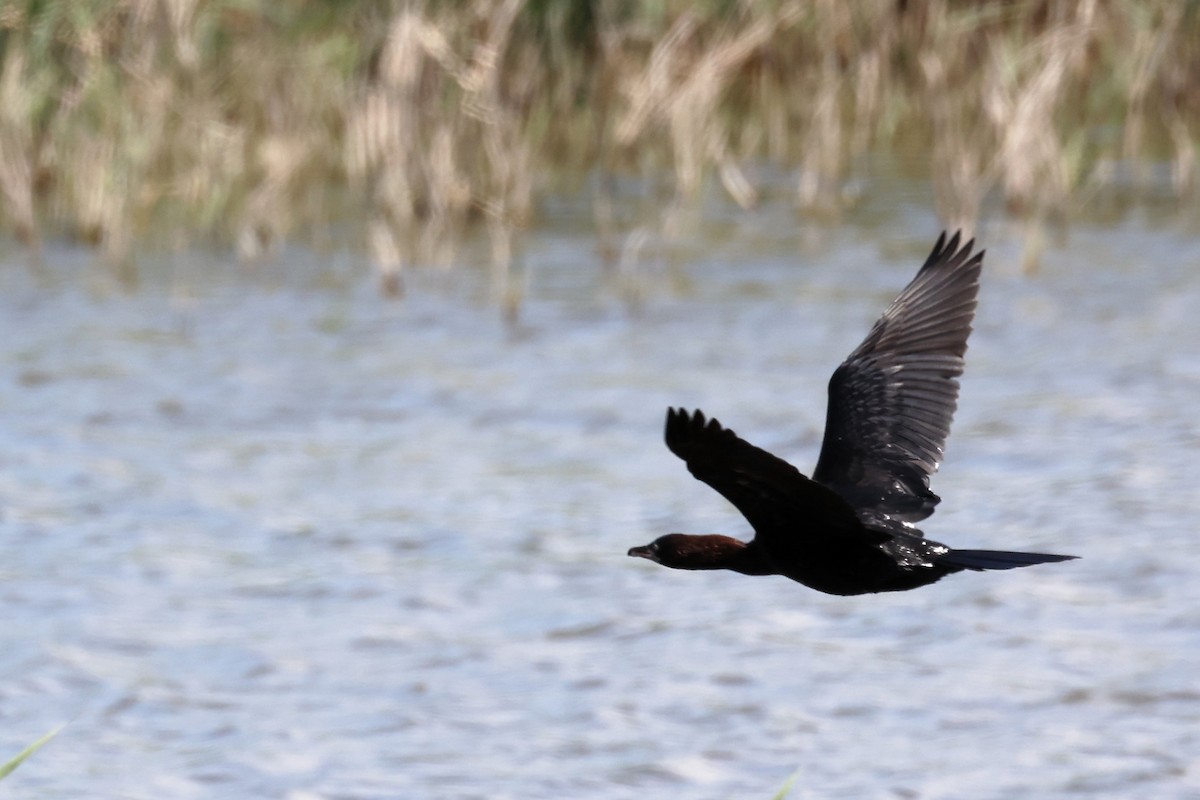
[938,548,1077,572]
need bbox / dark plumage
[628,232,1076,595]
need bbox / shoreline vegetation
[0,0,1197,305]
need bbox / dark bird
[628,232,1076,595]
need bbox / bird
[628,231,1076,596]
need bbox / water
[2,211,1199,799]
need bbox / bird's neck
[667,535,777,576]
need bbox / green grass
[772,765,802,799]
[0,726,62,781]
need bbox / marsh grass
[0,1,1197,299]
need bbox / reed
[0,0,1196,293]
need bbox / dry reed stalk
[0,0,1197,302]
[0,45,39,251]
[916,27,989,234]
[345,0,535,301]
[984,21,1087,217]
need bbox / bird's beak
[627,545,657,562]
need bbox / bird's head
[628,533,749,570]
[626,535,677,565]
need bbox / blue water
[2,214,1199,798]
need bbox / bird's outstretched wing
[811,231,983,522]
[665,408,886,545]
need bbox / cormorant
[628,232,1075,595]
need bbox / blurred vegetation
[0,0,1197,299]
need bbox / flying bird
[628,232,1075,595]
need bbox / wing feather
[664,407,884,546]
[811,231,984,521]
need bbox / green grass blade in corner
[772,766,802,800]
[0,726,64,781]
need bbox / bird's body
[628,232,1075,595]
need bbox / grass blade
[0,726,64,781]
[772,766,802,800]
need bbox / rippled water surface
[3,211,1200,798]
